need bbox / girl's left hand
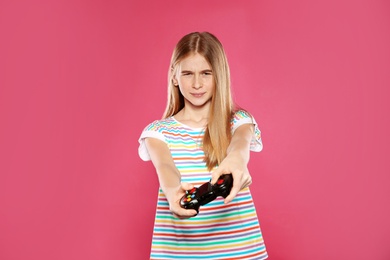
[210,152,252,204]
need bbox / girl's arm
[211,123,254,204]
[145,138,197,218]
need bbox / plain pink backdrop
[1,0,389,259]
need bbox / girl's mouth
[191,93,205,98]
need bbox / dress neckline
[171,116,206,131]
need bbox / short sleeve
[231,110,263,152]
[138,120,167,161]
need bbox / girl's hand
[211,152,252,204]
[210,124,254,204]
[145,138,197,219]
[166,182,198,219]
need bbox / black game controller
[180,174,233,214]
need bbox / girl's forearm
[145,138,183,204]
[155,164,182,203]
[226,124,254,162]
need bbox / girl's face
[174,53,215,110]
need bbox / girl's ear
[172,76,179,87]
[171,66,179,86]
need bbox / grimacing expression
[174,53,215,109]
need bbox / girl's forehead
[177,53,211,70]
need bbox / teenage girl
[138,32,268,259]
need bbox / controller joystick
[180,174,233,214]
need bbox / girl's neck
[175,107,209,128]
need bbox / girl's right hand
[144,138,197,218]
[168,182,198,219]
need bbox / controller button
[217,179,224,185]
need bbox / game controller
[180,174,233,214]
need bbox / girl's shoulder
[143,117,176,132]
[231,109,254,125]
[231,109,263,152]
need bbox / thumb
[210,167,225,185]
[181,182,194,191]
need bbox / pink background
[1,0,389,259]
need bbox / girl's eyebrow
[181,69,213,74]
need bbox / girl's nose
[193,75,202,89]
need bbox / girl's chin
[186,100,211,108]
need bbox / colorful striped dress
[138,110,268,259]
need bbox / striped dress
[138,110,268,259]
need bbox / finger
[181,182,194,191]
[172,208,198,219]
[244,177,252,188]
[240,176,252,189]
[210,169,221,185]
[210,168,229,184]
[224,171,243,203]
[224,183,240,204]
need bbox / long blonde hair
[163,32,234,171]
